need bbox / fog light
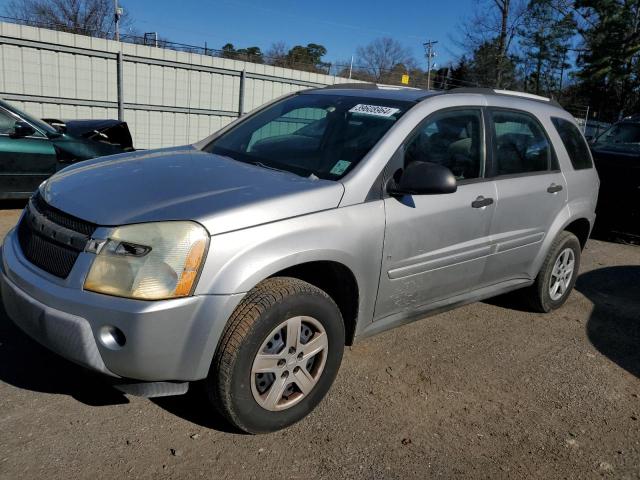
[99,325,126,350]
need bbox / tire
[206,277,345,434]
[526,231,581,313]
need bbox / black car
[0,99,134,199]
[590,116,640,237]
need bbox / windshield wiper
[251,161,303,177]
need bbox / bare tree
[355,37,415,82]
[265,41,289,67]
[457,0,527,87]
[4,0,132,37]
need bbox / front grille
[17,194,96,278]
[31,192,96,236]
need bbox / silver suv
[1,86,599,433]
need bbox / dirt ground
[0,204,639,480]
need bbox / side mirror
[11,121,36,138]
[388,161,457,196]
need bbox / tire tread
[527,230,580,313]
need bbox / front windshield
[203,93,413,180]
[594,122,640,150]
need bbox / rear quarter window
[551,117,593,170]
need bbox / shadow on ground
[151,389,239,433]
[0,303,239,431]
[0,200,27,211]
[0,304,129,406]
[576,266,640,379]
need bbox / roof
[305,84,563,108]
[304,85,437,102]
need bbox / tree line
[451,0,640,122]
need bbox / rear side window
[551,117,593,170]
[490,110,553,176]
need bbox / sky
[109,0,474,69]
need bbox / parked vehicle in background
[0,99,134,199]
[1,86,598,434]
[589,115,640,237]
[582,119,611,142]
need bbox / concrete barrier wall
[0,22,361,149]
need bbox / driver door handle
[547,183,563,194]
[471,196,494,208]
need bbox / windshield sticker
[349,104,400,117]
[330,160,351,176]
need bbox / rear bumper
[1,228,245,381]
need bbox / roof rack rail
[321,83,378,90]
[446,87,561,107]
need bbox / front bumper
[1,228,245,381]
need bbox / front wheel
[206,277,345,434]
[526,231,582,313]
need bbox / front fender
[195,201,386,328]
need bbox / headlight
[84,221,209,300]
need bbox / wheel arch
[563,217,591,250]
[530,205,592,279]
[269,261,360,346]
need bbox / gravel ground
[0,204,639,479]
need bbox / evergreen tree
[519,0,575,96]
[576,0,640,119]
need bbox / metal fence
[0,22,362,149]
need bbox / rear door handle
[547,183,563,194]
[471,196,494,208]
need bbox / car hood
[41,146,345,235]
[591,143,640,158]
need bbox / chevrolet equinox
[1,86,599,433]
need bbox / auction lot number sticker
[349,104,400,117]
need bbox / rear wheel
[207,277,344,433]
[526,231,581,313]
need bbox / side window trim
[0,106,47,139]
[401,106,489,185]
[486,107,559,179]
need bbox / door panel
[375,181,497,320]
[0,135,57,196]
[375,106,495,321]
[483,108,568,284]
[485,173,567,282]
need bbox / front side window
[594,122,640,151]
[0,100,55,136]
[204,93,413,180]
[491,110,552,176]
[551,117,593,170]
[404,109,484,181]
[0,108,16,135]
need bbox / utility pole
[348,55,354,79]
[114,0,122,41]
[114,0,124,121]
[423,40,438,90]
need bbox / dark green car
[0,99,134,199]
